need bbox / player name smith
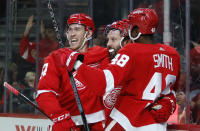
[153,53,173,71]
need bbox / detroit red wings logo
[74,77,86,90]
[103,88,121,109]
[73,72,86,90]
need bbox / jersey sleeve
[77,45,134,96]
[36,92,63,115]
[37,53,62,95]
[36,52,65,115]
[107,46,134,86]
[19,35,36,63]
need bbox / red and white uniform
[77,43,180,130]
[36,46,110,130]
[19,35,59,75]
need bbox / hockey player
[103,19,130,120]
[106,19,130,59]
[36,13,110,131]
[62,8,181,131]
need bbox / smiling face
[176,91,186,105]
[66,24,87,51]
[107,29,122,59]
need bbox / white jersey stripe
[36,90,59,98]
[103,70,115,93]
[110,108,167,131]
[110,108,135,130]
[71,110,105,125]
[36,90,105,124]
[105,120,117,131]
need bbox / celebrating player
[36,13,110,131]
[102,19,130,120]
[63,8,181,131]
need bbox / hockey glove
[56,48,84,72]
[51,111,76,131]
[66,51,84,72]
[150,97,175,123]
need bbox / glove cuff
[66,52,84,71]
[74,60,83,70]
[51,111,71,123]
[163,96,175,114]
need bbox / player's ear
[86,29,93,39]
[132,26,139,38]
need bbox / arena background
[0,0,200,130]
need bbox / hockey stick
[47,0,64,48]
[47,1,90,131]
[3,82,52,121]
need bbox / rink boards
[0,113,53,131]
[0,113,200,131]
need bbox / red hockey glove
[50,111,76,131]
[66,51,84,72]
[56,48,84,72]
[150,97,175,123]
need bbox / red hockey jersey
[77,43,180,130]
[36,46,110,126]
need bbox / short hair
[43,20,54,29]
[25,72,35,81]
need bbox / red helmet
[106,19,129,37]
[67,13,95,34]
[128,8,158,34]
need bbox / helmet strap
[120,37,125,48]
[66,32,69,40]
[129,29,142,42]
[76,31,90,52]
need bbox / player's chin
[109,52,116,59]
[69,45,79,51]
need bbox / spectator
[8,63,19,87]
[24,71,35,89]
[176,90,186,123]
[12,71,36,114]
[19,15,59,78]
[190,43,200,89]
[191,93,200,124]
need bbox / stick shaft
[4,82,52,120]
[68,72,90,131]
[47,0,64,48]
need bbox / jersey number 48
[142,72,176,101]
